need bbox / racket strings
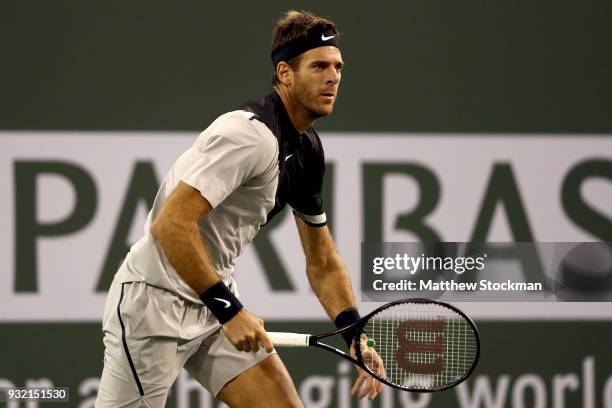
[362,302,478,391]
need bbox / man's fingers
[358,375,371,399]
[349,352,385,401]
[380,364,387,378]
[259,330,274,353]
[351,374,366,396]
[355,371,381,401]
[222,309,271,353]
[241,329,275,353]
[250,335,260,353]
[368,378,379,400]
[372,358,384,398]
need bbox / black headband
[271,25,340,68]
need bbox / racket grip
[268,332,310,347]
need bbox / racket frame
[298,298,481,392]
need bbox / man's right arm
[150,181,273,353]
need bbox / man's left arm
[294,214,356,318]
[294,214,384,400]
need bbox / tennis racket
[268,299,480,392]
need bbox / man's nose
[325,66,340,84]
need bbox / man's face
[289,46,343,119]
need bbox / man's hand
[350,336,386,400]
[222,309,274,353]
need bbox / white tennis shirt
[116,110,279,303]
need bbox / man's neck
[274,87,315,134]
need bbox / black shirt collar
[241,91,309,145]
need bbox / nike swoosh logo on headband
[321,34,335,41]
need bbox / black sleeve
[289,130,327,227]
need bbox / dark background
[1,1,611,407]
[1,0,611,132]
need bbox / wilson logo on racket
[395,318,445,374]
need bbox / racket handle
[268,332,310,347]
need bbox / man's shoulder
[196,110,278,160]
[203,110,277,147]
[212,109,262,133]
[239,93,282,137]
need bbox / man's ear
[276,62,293,86]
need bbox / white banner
[1,132,611,321]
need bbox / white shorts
[95,279,275,407]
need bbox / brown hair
[271,10,338,86]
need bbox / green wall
[2,322,611,407]
[1,0,611,132]
[1,3,611,406]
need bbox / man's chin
[313,104,334,118]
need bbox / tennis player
[96,10,384,407]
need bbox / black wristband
[334,308,361,348]
[199,281,243,324]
